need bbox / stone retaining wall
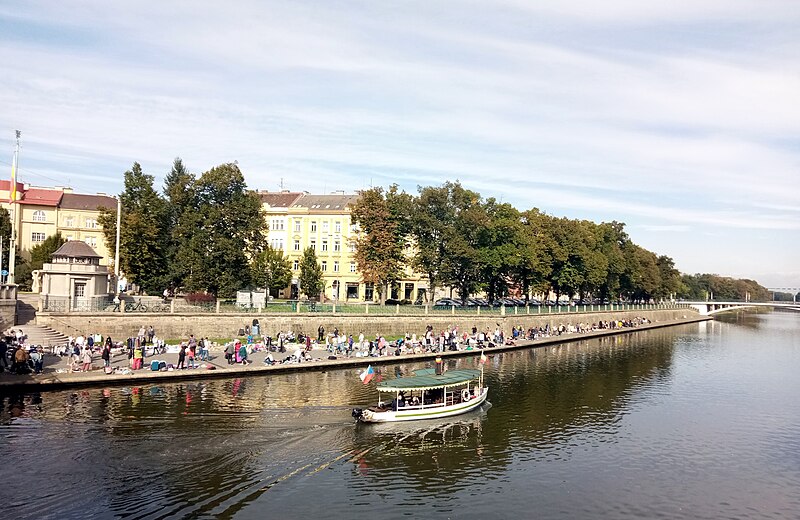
[36,308,698,341]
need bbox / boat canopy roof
[376,369,481,392]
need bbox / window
[270,238,284,250]
[293,260,299,270]
[321,261,327,272]
[335,221,341,233]
[311,221,317,232]
[349,242,356,253]
[271,219,284,231]
[310,239,316,250]
[334,240,340,252]
[293,239,300,251]
[333,261,339,272]
[350,262,356,273]
[86,236,97,248]
[66,235,73,241]
[322,221,329,233]
[86,218,98,229]
[322,240,328,252]
[294,220,301,232]
[365,282,374,301]
[32,232,46,243]
[64,216,74,227]
[74,283,86,298]
[350,223,360,232]
[33,210,46,222]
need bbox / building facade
[0,180,117,269]
[259,191,428,303]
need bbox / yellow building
[0,181,117,268]
[259,191,428,302]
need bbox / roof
[52,240,102,258]
[19,188,62,206]
[60,193,117,211]
[258,191,303,208]
[377,369,482,392]
[292,194,359,211]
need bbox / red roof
[19,188,63,206]
[0,180,26,203]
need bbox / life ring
[462,389,471,401]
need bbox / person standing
[133,341,143,370]
[238,342,249,365]
[177,344,186,369]
[81,347,93,372]
[187,341,196,369]
[102,342,111,371]
[224,342,233,364]
[318,325,324,342]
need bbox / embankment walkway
[0,315,711,392]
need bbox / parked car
[434,298,461,307]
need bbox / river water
[2,311,799,519]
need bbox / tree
[350,185,410,304]
[477,199,523,303]
[173,163,264,297]
[298,246,323,300]
[251,246,292,300]
[513,209,552,302]
[439,188,486,304]
[29,233,67,272]
[163,157,196,288]
[98,162,169,293]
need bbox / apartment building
[0,180,116,265]
[259,190,428,303]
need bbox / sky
[0,1,798,288]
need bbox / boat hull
[359,387,489,423]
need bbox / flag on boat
[480,351,487,364]
[360,365,375,384]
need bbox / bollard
[365,303,369,315]
[425,305,429,316]
[451,305,455,316]
[396,304,399,315]
[216,300,221,313]
[501,305,506,316]
[333,303,336,314]
[170,298,175,314]
[477,306,481,316]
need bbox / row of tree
[350,182,771,304]
[72,160,769,303]
[97,160,325,299]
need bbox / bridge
[683,301,800,316]
[766,287,799,303]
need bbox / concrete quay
[0,315,711,392]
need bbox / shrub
[185,292,215,305]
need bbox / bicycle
[125,299,148,312]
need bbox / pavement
[0,315,712,391]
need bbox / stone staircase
[15,293,70,347]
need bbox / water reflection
[2,317,799,519]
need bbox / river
[1,311,799,519]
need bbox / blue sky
[1,1,798,287]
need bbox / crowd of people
[1,315,656,376]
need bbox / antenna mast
[8,130,20,285]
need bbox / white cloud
[1,1,799,283]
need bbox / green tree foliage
[174,163,264,297]
[251,245,292,299]
[477,199,523,303]
[679,273,769,301]
[163,157,196,287]
[98,162,169,293]
[29,233,67,271]
[439,187,486,304]
[410,182,469,302]
[351,185,410,304]
[298,246,323,300]
[513,209,552,301]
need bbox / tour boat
[352,366,489,423]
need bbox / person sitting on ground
[13,347,31,374]
[264,352,275,365]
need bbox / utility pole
[114,196,121,282]
[8,130,20,285]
